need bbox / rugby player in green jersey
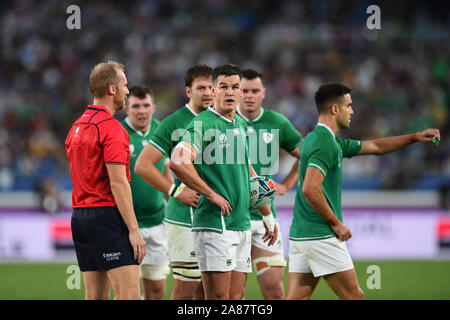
[237,69,302,299]
[134,65,213,299]
[286,83,440,300]
[170,64,278,300]
[122,85,172,299]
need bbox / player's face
[126,94,154,132]
[213,74,242,114]
[337,93,354,129]
[241,77,265,114]
[113,70,129,110]
[187,76,213,111]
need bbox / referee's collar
[87,105,111,117]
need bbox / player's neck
[317,115,339,135]
[189,101,206,115]
[238,105,261,121]
[93,97,116,115]
[213,105,236,121]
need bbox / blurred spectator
[0,0,448,191]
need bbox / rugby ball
[249,176,276,210]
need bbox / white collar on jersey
[208,106,235,123]
[236,106,264,123]
[125,117,150,136]
[185,103,199,116]
[317,122,335,137]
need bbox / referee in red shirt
[65,60,145,300]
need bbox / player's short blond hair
[89,60,125,98]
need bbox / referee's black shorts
[71,206,138,272]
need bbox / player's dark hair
[314,83,352,114]
[212,64,242,84]
[185,64,213,88]
[242,69,264,84]
[128,85,153,99]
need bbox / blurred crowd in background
[0,0,448,200]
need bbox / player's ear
[107,84,116,96]
[330,103,339,115]
[186,86,192,99]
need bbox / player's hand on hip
[415,128,440,143]
[177,187,200,208]
[262,222,278,246]
[207,193,232,216]
[331,222,352,241]
[129,229,146,264]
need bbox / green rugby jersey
[237,108,302,220]
[122,118,166,228]
[183,107,250,233]
[289,123,361,241]
[149,104,199,227]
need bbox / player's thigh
[229,271,247,300]
[251,245,286,274]
[323,268,364,300]
[286,272,320,300]
[82,270,110,300]
[106,265,140,293]
[201,271,231,299]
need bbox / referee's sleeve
[102,121,129,165]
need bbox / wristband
[173,183,185,199]
[262,213,275,233]
[327,214,339,227]
[168,183,177,197]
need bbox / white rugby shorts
[194,229,252,273]
[139,224,170,266]
[288,237,354,277]
[250,219,285,255]
[164,222,198,263]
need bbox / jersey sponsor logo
[129,144,135,157]
[74,126,80,137]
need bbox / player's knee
[140,264,170,281]
[340,286,364,300]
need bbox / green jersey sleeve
[336,136,362,158]
[279,115,302,152]
[149,121,173,156]
[307,137,337,177]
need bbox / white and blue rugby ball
[249,176,276,210]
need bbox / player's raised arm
[302,166,352,241]
[358,128,440,156]
[170,141,232,216]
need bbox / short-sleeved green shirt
[289,124,361,241]
[122,118,166,228]
[149,104,199,227]
[182,107,250,233]
[237,108,302,220]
